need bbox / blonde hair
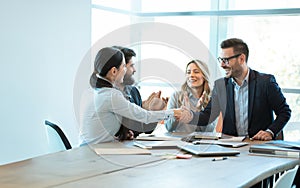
[179,60,211,111]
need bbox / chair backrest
[273,165,299,188]
[45,120,72,152]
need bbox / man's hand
[251,130,273,141]
[142,92,157,110]
[142,91,166,110]
[174,106,193,124]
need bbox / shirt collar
[231,68,250,86]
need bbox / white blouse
[79,87,173,145]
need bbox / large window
[91,0,300,139]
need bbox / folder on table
[249,144,300,158]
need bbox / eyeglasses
[217,54,241,65]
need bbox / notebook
[133,140,181,149]
[177,143,240,156]
[249,144,300,158]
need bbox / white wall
[0,0,91,164]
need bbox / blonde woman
[165,60,215,132]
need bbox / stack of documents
[193,132,222,140]
[180,132,247,148]
[181,132,222,142]
[249,140,300,158]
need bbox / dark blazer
[194,69,291,138]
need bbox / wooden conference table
[0,136,299,188]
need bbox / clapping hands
[142,91,168,111]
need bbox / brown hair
[220,38,249,62]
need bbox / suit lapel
[248,69,256,127]
[226,78,236,130]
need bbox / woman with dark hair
[79,47,181,145]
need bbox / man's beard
[123,74,135,85]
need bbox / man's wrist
[265,129,274,137]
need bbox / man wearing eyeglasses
[181,38,291,141]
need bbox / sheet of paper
[219,136,246,142]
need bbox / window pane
[284,93,300,122]
[137,17,212,100]
[155,16,211,48]
[92,0,132,11]
[223,16,300,88]
[138,44,188,100]
[227,0,300,10]
[91,8,130,44]
[141,0,211,12]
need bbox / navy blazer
[194,69,291,138]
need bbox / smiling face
[220,47,243,79]
[186,62,204,89]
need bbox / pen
[212,157,228,161]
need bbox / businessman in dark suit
[184,38,291,141]
[113,46,166,140]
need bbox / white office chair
[273,165,298,188]
[45,120,72,153]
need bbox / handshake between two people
[142,91,193,123]
[173,92,196,123]
[173,106,193,123]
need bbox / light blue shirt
[232,69,249,136]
